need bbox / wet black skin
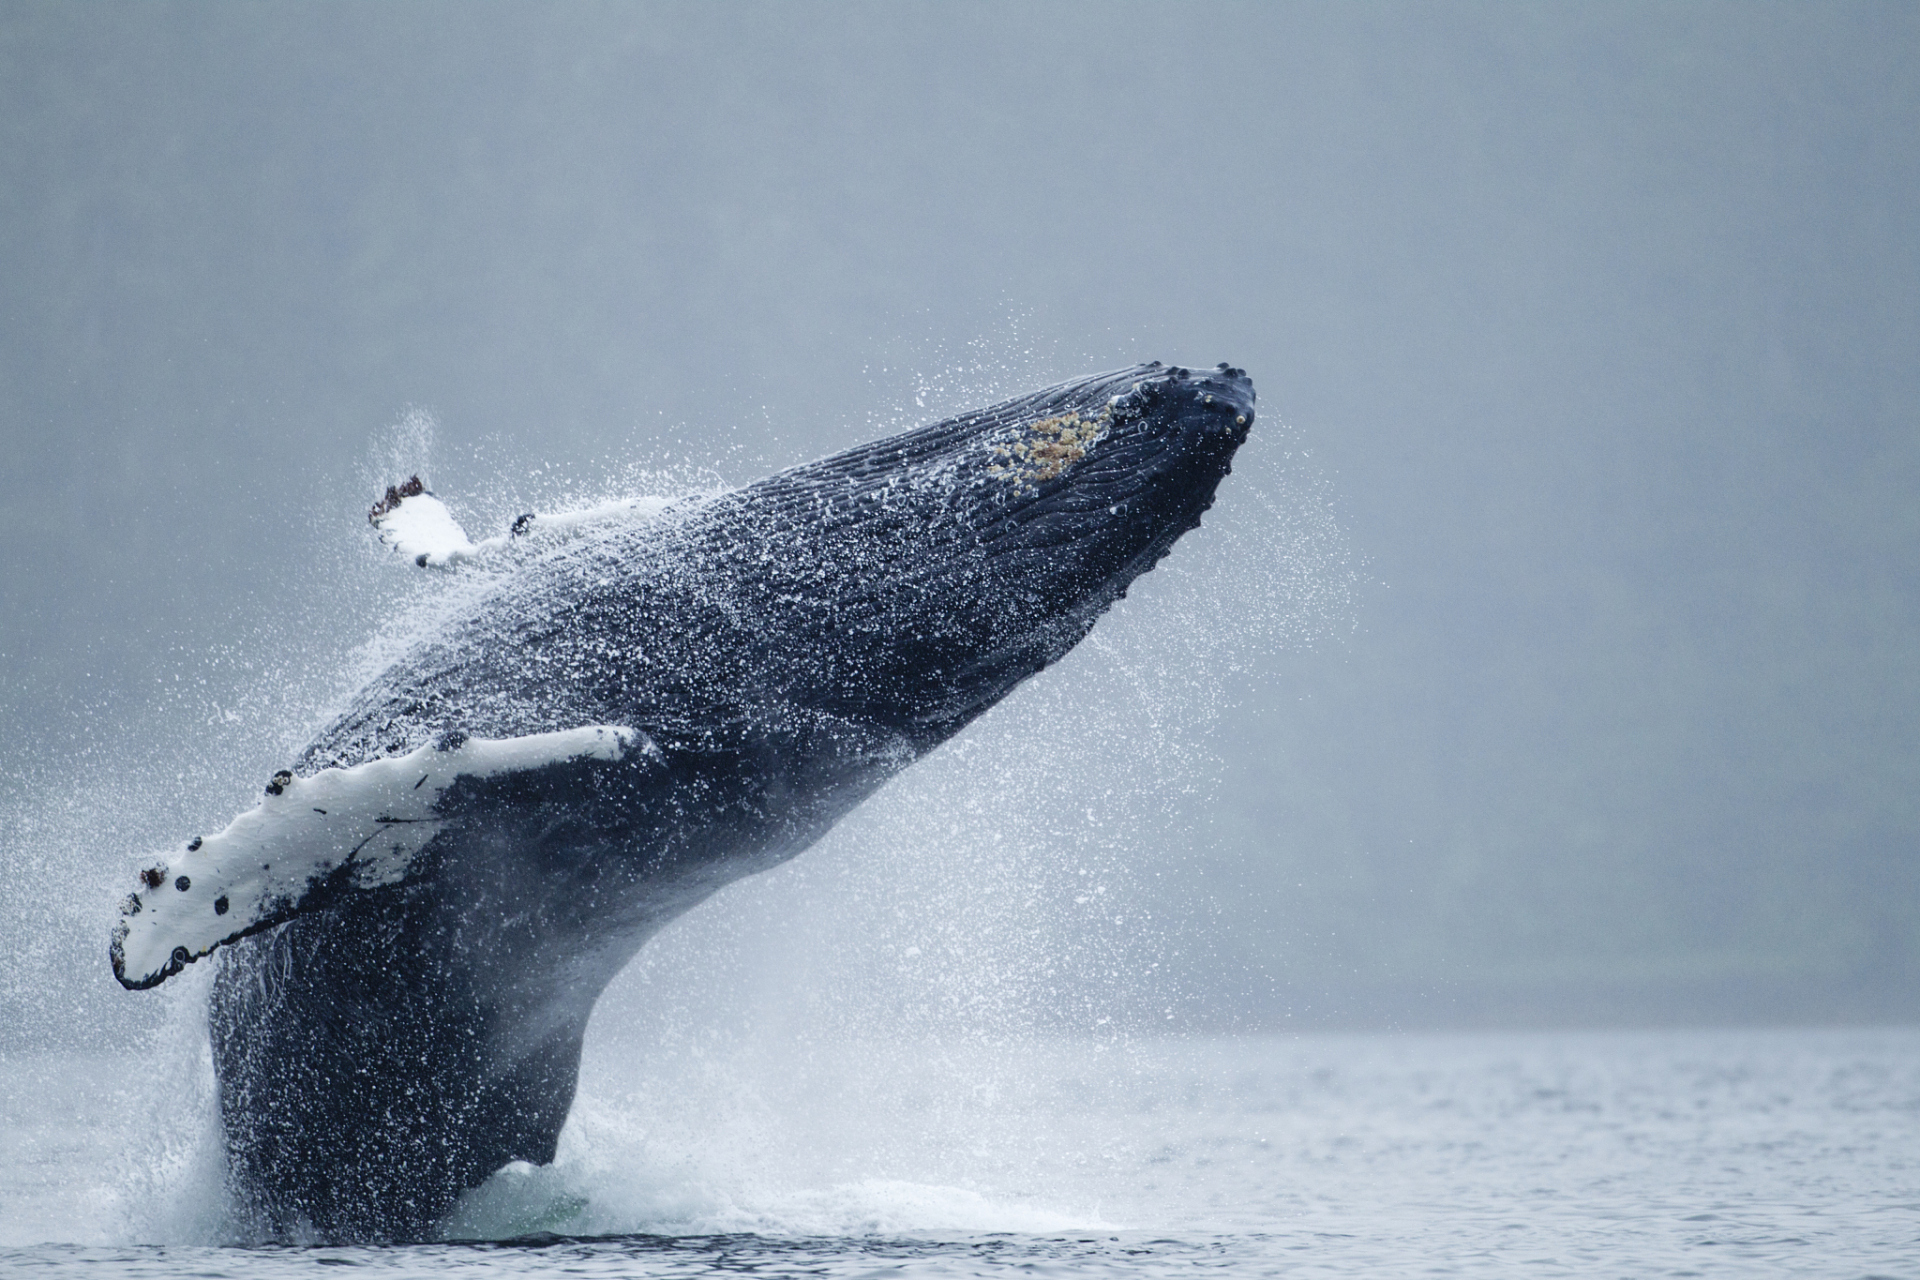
[208,362,1255,1242]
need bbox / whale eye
[175,876,191,892]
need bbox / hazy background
[2,1,1915,1036]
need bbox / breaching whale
[109,361,1255,1241]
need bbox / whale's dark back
[210,363,1254,1241]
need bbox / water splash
[0,362,1351,1245]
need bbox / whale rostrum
[111,361,1256,1242]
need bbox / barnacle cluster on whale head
[987,409,1111,492]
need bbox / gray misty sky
[1,1,1916,1035]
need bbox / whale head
[967,360,1254,658]
[730,361,1256,744]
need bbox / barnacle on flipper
[986,409,1111,492]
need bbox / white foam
[445,1152,1108,1241]
[433,1027,1136,1243]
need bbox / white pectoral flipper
[109,725,648,990]
[370,475,677,569]
[370,477,481,567]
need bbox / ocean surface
[2,1024,1915,1277]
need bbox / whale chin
[116,361,1256,1243]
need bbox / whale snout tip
[1196,362,1256,435]
[1108,361,1256,441]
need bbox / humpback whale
[109,361,1255,1241]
